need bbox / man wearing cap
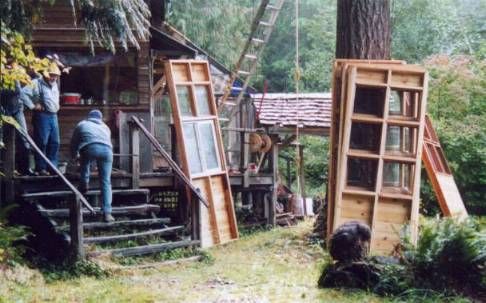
[24,63,62,175]
[70,110,114,222]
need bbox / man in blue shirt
[26,63,62,175]
[71,110,114,222]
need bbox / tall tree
[335,0,391,59]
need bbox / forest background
[168,0,485,214]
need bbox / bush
[0,205,30,267]
[319,217,486,300]
[403,218,486,294]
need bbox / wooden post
[130,124,140,189]
[269,141,278,226]
[191,194,201,241]
[70,196,85,260]
[3,125,15,205]
[298,145,306,214]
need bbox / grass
[0,219,474,303]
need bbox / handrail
[6,120,94,213]
[130,116,209,208]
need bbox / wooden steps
[89,240,200,258]
[39,204,160,218]
[19,183,199,259]
[56,218,172,232]
[22,188,150,201]
[83,226,185,244]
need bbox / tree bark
[336,0,391,59]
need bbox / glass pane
[385,125,416,156]
[354,86,386,117]
[350,122,382,153]
[383,162,414,194]
[389,90,417,118]
[198,122,220,170]
[177,86,193,116]
[389,91,402,114]
[183,123,203,174]
[195,86,211,116]
[346,158,378,190]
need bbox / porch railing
[129,116,209,242]
[3,122,94,260]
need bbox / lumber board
[83,226,184,244]
[422,115,467,219]
[56,218,171,232]
[40,204,160,217]
[90,240,200,257]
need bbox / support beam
[130,125,140,189]
[269,140,278,225]
[3,125,15,205]
[69,197,84,260]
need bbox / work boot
[103,213,115,223]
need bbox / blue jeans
[80,143,113,214]
[11,110,31,173]
[33,112,60,172]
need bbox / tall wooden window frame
[167,62,224,178]
[333,64,428,253]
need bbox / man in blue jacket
[71,110,114,222]
[24,63,62,176]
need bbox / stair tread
[56,218,171,232]
[23,188,149,199]
[87,240,200,257]
[39,204,160,217]
[83,225,185,244]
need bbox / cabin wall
[28,1,153,172]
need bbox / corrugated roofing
[251,93,332,129]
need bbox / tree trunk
[336,0,391,59]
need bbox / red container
[61,93,81,105]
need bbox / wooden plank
[57,218,171,232]
[23,189,149,200]
[83,226,184,244]
[70,197,84,260]
[422,115,467,220]
[91,240,201,257]
[130,126,141,188]
[41,204,160,217]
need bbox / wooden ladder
[217,0,285,121]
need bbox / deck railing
[2,121,94,260]
[129,116,209,242]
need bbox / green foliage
[167,0,254,68]
[0,205,30,267]
[1,24,50,90]
[259,0,335,92]
[403,218,486,293]
[279,136,328,196]
[320,218,486,300]
[392,0,486,62]
[40,260,109,282]
[422,55,486,214]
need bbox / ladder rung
[237,70,250,76]
[251,38,265,44]
[244,54,258,60]
[259,21,273,27]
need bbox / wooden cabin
[0,1,245,259]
